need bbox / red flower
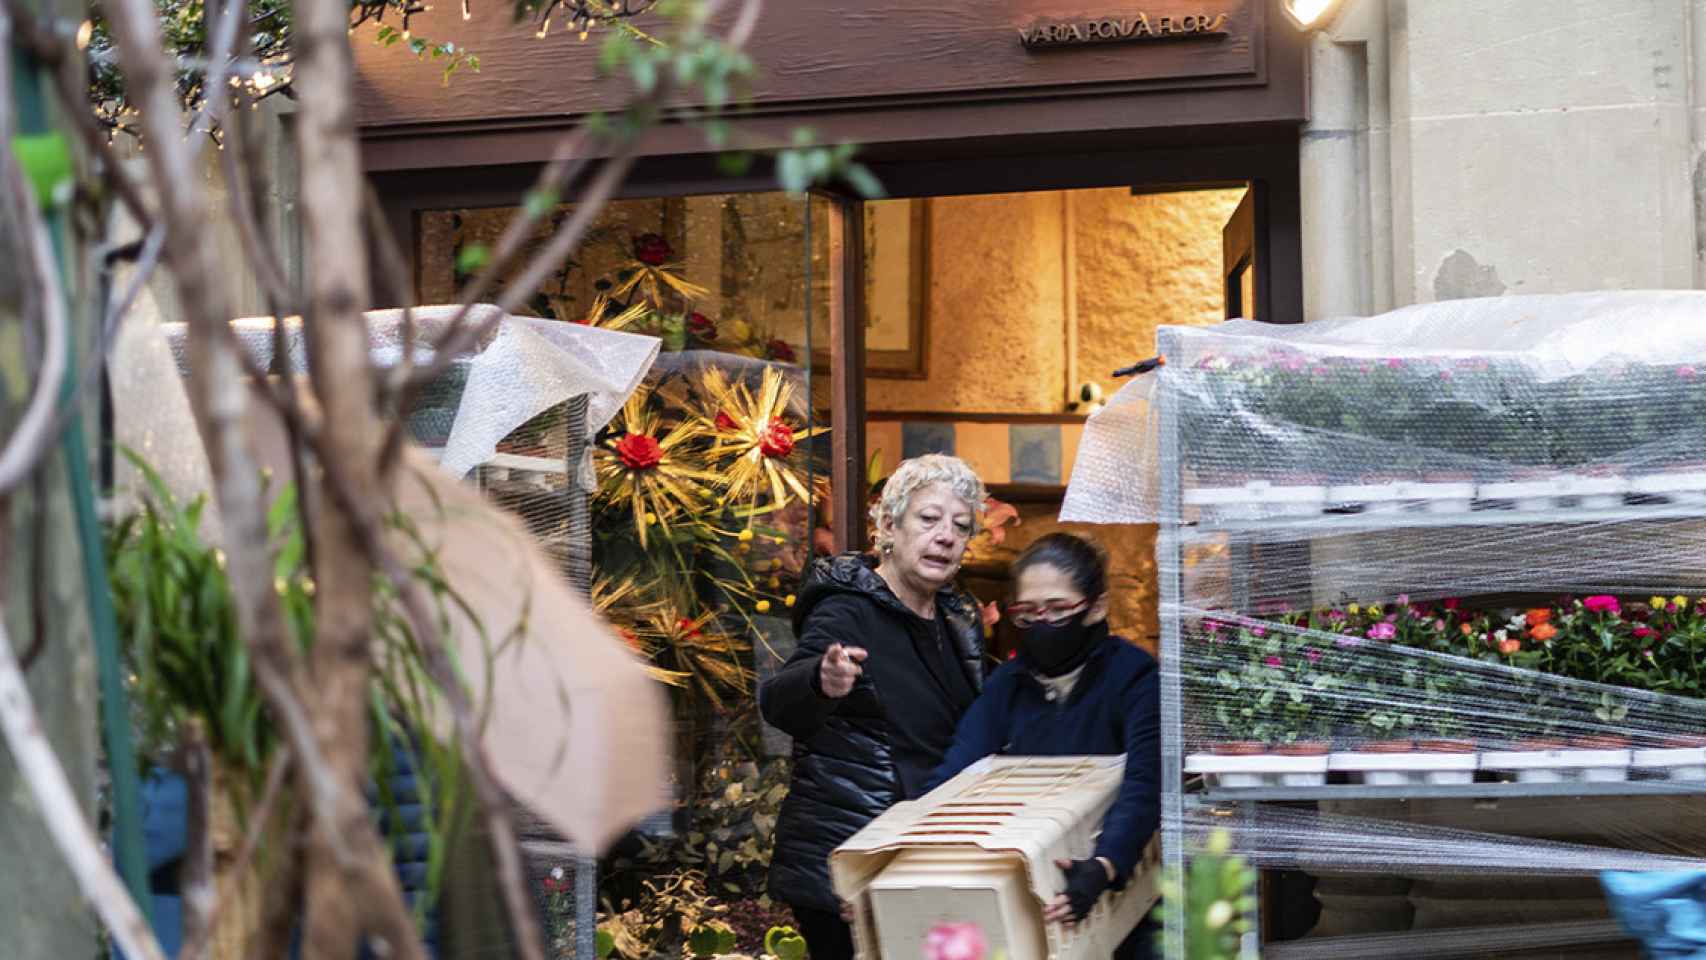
[1583,595,1622,615]
[676,617,702,637]
[687,311,717,341]
[543,877,559,893]
[714,410,739,432]
[766,338,797,364]
[1634,626,1656,641]
[615,433,663,471]
[758,418,796,458]
[633,233,672,266]
[1442,598,1461,611]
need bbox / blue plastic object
[1602,871,1706,959]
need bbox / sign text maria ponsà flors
[1018,12,1230,48]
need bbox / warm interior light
[74,19,94,50]
[1283,0,1344,30]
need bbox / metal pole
[560,393,599,960]
[1155,327,1186,960]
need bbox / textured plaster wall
[1075,188,1244,405]
[867,192,1066,414]
[870,187,1240,414]
[903,186,1239,644]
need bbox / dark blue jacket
[926,635,1161,881]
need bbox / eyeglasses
[1005,598,1091,629]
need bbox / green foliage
[11,133,75,206]
[107,452,273,779]
[765,925,807,960]
[1160,830,1256,960]
[108,450,480,922]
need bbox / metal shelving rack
[1149,326,1706,960]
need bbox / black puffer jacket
[760,553,985,912]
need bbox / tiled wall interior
[866,420,1086,486]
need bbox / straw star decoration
[697,366,828,512]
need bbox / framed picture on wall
[803,198,930,379]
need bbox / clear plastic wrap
[1061,292,1706,953]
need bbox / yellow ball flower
[738,528,755,542]
[1651,596,1668,611]
[738,542,751,554]
[1675,595,1689,608]
[1347,603,1361,615]
[784,594,796,608]
[1367,604,1383,617]
[768,576,781,589]
[644,511,658,525]
[756,600,772,613]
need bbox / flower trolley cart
[1062,293,1706,960]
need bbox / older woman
[760,454,989,960]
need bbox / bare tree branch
[178,721,217,954]
[100,0,429,954]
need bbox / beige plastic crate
[831,756,1160,960]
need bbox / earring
[881,542,894,556]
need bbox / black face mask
[1018,612,1108,677]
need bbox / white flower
[1205,900,1235,929]
[1494,629,1508,642]
[550,866,565,881]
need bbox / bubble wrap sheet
[147,305,660,479]
[1062,291,1706,526]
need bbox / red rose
[758,418,796,458]
[1634,626,1656,640]
[633,233,672,266]
[615,433,663,471]
[687,311,717,340]
[766,338,797,364]
[714,410,738,432]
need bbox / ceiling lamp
[1281,0,1348,31]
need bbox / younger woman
[927,532,1161,959]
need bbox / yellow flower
[645,511,658,525]
[738,528,754,542]
[1651,596,1668,610]
[726,319,752,343]
[768,576,781,589]
[1367,604,1383,617]
[1347,603,1361,615]
[1675,595,1690,608]
[738,542,751,554]
[756,600,772,613]
[784,594,796,608]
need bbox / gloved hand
[1045,857,1113,924]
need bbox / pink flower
[1304,647,1322,664]
[1367,622,1396,641]
[1680,365,1698,380]
[1396,594,1410,606]
[1433,619,1446,632]
[924,922,987,960]
[1583,595,1621,615]
[1264,655,1283,668]
[1327,609,1345,620]
[1251,626,1267,638]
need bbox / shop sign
[1018,12,1230,49]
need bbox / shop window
[417,192,834,788]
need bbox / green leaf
[629,53,657,93]
[455,243,491,275]
[776,150,808,194]
[523,187,560,219]
[10,133,72,207]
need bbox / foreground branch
[0,612,167,960]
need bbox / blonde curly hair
[869,454,987,553]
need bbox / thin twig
[0,580,167,960]
[0,0,154,229]
[0,12,71,499]
[178,722,217,953]
[181,747,292,960]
